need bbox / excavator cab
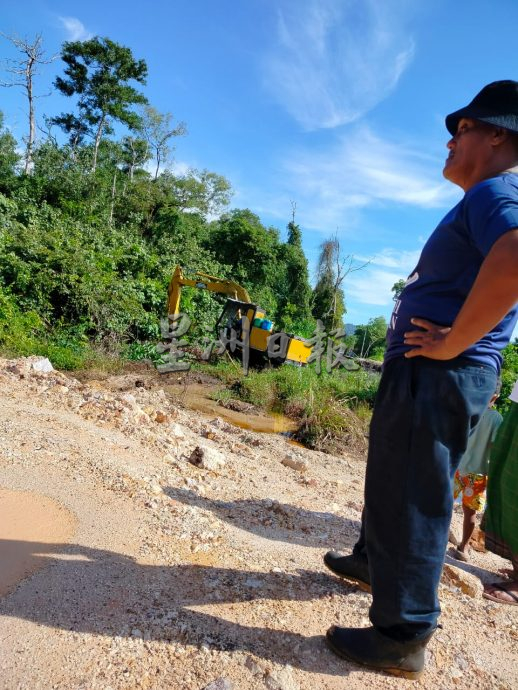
[164,266,313,369]
[215,299,271,358]
[216,299,255,334]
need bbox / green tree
[0,112,20,191]
[120,135,150,181]
[354,316,388,358]
[204,209,281,312]
[275,214,313,332]
[391,278,406,300]
[166,169,232,217]
[499,341,518,414]
[52,36,148,172]
[140,105,186,180]
[311,238,346,332]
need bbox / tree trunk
[154,147,161,180]
[109,170,117,224]
[24,54,36,174]
[92,115,105,172]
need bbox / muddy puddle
[163,382,298,435]
[81,369,304,443]
[0,489,77,598]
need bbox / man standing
[324,81,518,679]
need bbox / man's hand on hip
[403,318,457,360]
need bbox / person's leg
[455,504,476,558]
[455,474,486,559]
[365,358,496,640]
[323,509,371,589]
[352,513,367,558]
[327,356,496,670]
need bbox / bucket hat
[445,80,518,136]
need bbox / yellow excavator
[166,265,312,366]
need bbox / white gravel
[0,356,516,690]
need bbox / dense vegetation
[0,34,516,447]
[0,34,372,368]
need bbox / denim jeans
[354,356,497,641]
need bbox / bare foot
[452,547,470,562]
[483,580,518,606]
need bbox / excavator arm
[167,265,251,317]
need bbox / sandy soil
[0,356,517,690]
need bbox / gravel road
[0,356,516,690]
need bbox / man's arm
[404,228,518,359]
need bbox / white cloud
[350,263,415,306]
[281,125,458,231]
[357,248,421,270]
[59,17,92,41]
[345,246,421,307]
[263,0,415,130]
[346,268,402,306]
[165,160,191,177]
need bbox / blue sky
[2,0,518,337]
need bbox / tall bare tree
[141,106,186,179]
[1,33,55,174]
[312,234,370,331]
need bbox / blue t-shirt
[385,174,518,370]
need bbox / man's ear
[492,126,510,146]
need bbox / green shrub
[498,342,518,415]
[193,358,378,453]
[0,287,45,356]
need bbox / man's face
[443,117,495,190]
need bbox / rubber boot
[323,551,371,592]
[326,625,432,680]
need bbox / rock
[155,410,168,423]
[7,356,54,376]
[121,392,138,406]
[133,410,151,425]
[201,425,217,440]
[281,454,308,473]
[188,445,226,471]
[30,357,54,373]
[244,656,264,676]
[448,528,459,546]
[220,398,256,413]
[209,417,233,432]
[230,441,254,457]
[202,679,232,690]
[264,665,300,690]
[442,563,483,598]
[170,423,186,440]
